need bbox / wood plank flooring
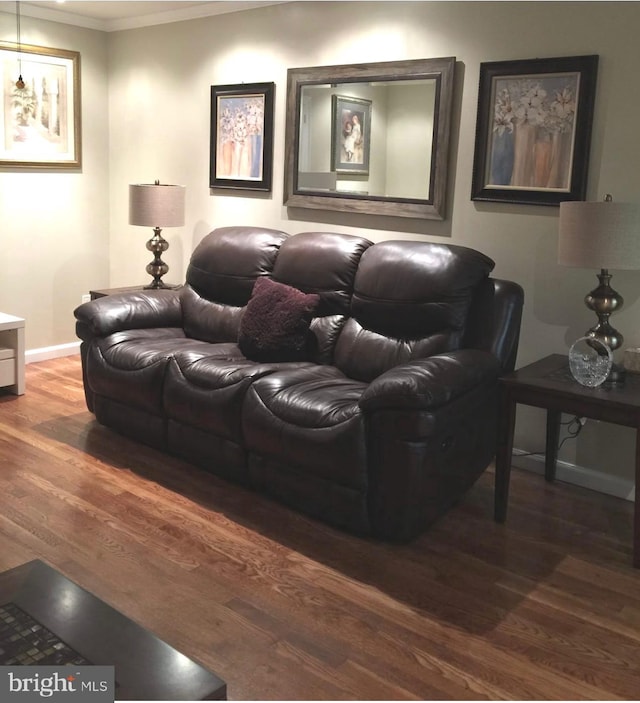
[0,355,639,699]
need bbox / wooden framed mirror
[284,57,456,220]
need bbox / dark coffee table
[0,560,226,700]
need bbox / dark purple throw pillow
[238,277,320,361]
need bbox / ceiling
[2,1,289,31]
[26,2,214,21]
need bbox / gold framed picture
[0,42,81,169]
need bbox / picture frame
[331,95,371,175]
[210,82,274,191]
[0,42,81,169]
[471,55,599,206]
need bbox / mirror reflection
[298,79,436,200]
[284,57,456,220]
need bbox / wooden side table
[90,284,180,300]
[0,313,25,395]
[495,353,640,567]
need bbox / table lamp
[558,194,640,384]
[129,181,186,289]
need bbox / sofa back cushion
[183,226,288,342]
[272,232,372,315]
[334,240,495,381]
[272,231,372,362]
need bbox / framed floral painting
[471,55,598,206]
[209,82,274,191]
[0,42,81,169]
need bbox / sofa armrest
[359,349,501,412]
[74,289,183,340]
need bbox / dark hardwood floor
[1,356,639,700]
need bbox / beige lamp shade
[558,200,640,270]
[129,183,185,228]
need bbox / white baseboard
[26,341,80,364]
[512,449,634,502]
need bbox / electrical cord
[557,415,585,451]
[517,415,585,458]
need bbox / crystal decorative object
[568,336,613,387]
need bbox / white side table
[0,313,25,395]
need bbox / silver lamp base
[144,226,170,289]
[585,268,625,385]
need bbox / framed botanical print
[471,55,598,206]
[210,82,275,191]
[0,42,81,169]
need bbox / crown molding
[0,1,290,32]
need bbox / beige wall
[0,11,109,351]
[3,1,640,492]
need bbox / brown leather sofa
[75,226,524,540]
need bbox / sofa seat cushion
[86,330,227,413]
[163,352,315,442]
[242,366,368,490]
